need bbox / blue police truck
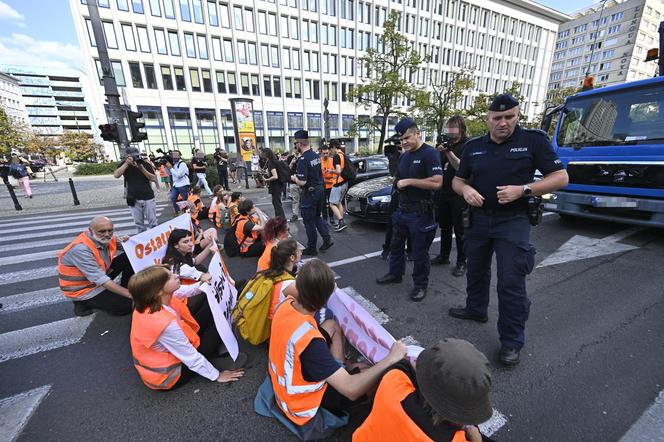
[541,75,664,228]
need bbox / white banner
[327,288,424,364]
[200,252,239,361]
[123,213,191,272]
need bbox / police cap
[489,94,519,112]
[394,118,417,136]
[294,129,309,140]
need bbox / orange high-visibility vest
[353,369,470,442]
[257,240,276,272]
[335,152,346,185]
[130,301,200,390]
[188,194,203,225]
[236,215,258,254]
[57,232,117,299]
[321,156,335,190]
[268,297,328,425]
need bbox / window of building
[184,33,196,57]
[212,37,222,60]
[223,39,234,62]
[174,67,186,91]
[168,107,193,151]
[259,11,268,34]
[137,26,150,52]
[128,62,143,88]
[163,0,175,18]
[202,70,212,92]
[234,6,244,30]
[190,68,201,92]
[117,0,129,11]
[192,0,204,23]
[103,21,118,49]
[261,44,270,67]
[273,77,281,97]
[293,49,300,69]
[240,73,250,94]
[245,8,255,33]
[216,71,226,93]
[251,74,260,95]
[263,75,272,96]
[293,78,301,98]
[132,0,144,13]
[227,72,237,93]
[220,3,230,27]
[611,11,624,22]
[285,78,292,97]
[111,61,125,86]
[154,28,167,54]
[270,46,279,68]
[168,31,180,56]
[144,63,157,88]
[85,19,96,47]
[248,42,257,65]
[197,35,208,59]
[290,17,298,39]
[207,1,218,25]
[237,41,247,64]
[269,13,277,36]
[180,0,191,21]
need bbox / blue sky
[0,0,597,69]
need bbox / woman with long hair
[260,148,286,219]
[256,216,289,272]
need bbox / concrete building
[69,0,567,155]
[0,65,98,140]
[0,72,30,127]
[549,0,664,91]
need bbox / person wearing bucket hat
[353,338,493,442]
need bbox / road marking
[341,286,390,324]
[0,267,58,286]
[0,315,95,363]
[620,389,664,442]
[0,229,133,253]
[326,237,442,270]
[0,221,135,244]
[0,287,64,313]
[0,202,169,226]
[537,227,643,268]
[0,385,51,442]
[0,250,57,266]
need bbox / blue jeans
[300,187,331,250]
[170,185,190,212]
[388,210,437,288]
[464,211,536,351]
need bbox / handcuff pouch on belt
[527,196,543,226]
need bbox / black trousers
[382,197,411,253]
[437,194,466,264]
[240,240,266,258]
[270,182,286,219]
[74,253,134,316]
[217,166,229,190]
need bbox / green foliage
[0,106,29,155]
[59,131,104,162]
[463,81,532,137]
[74,162,118,176]
[358,147,378,156]
[347,10,428,153]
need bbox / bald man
[57,216,134,316]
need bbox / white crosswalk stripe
[0,385,52,442]
[0,229,133,253]
[0,266,58,286]
[0,287,64,313]
[0,221,136,244]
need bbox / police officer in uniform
[376,118,442,302]
[449,94,569,366]
[290,130,334,256]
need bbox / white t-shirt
[250,155,260,172]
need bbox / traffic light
[127,110,148,143]
[99,123,119,142]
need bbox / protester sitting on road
[163,229,216,283]
[57,216,134,317]
[228,191,242,225]
[208,186,227,229]
[353,338,493,442]
[187,186,209,225]
[255,259,408,440]
[257,216,289,272]
[128,265,245,390]
[235,199,265,258]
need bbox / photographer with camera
[431,116,468,277]
[114,147,158,233]
[166,150,190,213]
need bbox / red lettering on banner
[135,243,144,259]
[367,346,377,362]
[153,258,162,265]
[155,235,163,249]
[149,238,157,253]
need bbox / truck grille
[568,163,664,189]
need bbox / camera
[125,147,142,163]
[154,148,173,167]
[436,133,453,150]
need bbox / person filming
[113,147,158,233]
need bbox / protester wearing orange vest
[235,199,265,257]
[257,216,290,272]
[353,338,494,442]
[327,141,349,232]
[255,259,408,440]
[128,266,245,390]
[57,216,134,317]
[320,145,335,224]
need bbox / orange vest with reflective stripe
[130,302,200,390]
[188,194,203,226]
[268,297,328,425]
[353,369,470,442]
[321,156,335,190]
[257,240,275,272]
[57,232,117,299]
[236,215,258,254]
[335,152,346,185]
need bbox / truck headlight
[369,195,391,203]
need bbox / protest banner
[200,252,239,361]
[123,213,191,272]
[327,288,424,364]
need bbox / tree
[0,106,28,156]
[58,131,104,162]
[410,69,474,136]
[464,81,531,137]
[347,10,427,153]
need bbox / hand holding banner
[123,213,191,272]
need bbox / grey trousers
[130,198,158,233]
[290,184,301,216]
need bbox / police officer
[449,94,569,366]
[376,118,442,302]
[290,130,334,256]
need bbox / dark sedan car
[345,175,394,223]
[347,155,389,185]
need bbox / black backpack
[275,160,291,184]
[340,155,357,181]
[223,219,247,257]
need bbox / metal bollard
[6,183,23,211]
[244,167,250,189]
[68,178,80,206]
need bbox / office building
[0,71,30,127]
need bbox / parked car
[347,155,390,186]
[345,175,394,223]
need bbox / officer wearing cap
[449,94,569,366]
[290,130,333,256]
[376,118,442,302]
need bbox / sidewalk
[0,169,269,218]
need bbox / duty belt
[398,201,433,213]
[472,207,525,217]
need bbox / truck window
[557,83,664,147]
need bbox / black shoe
[498,346,520,366]
[74,302,93,317]
[409,287,428,302]
[380,249,389,260]
[319,241,334,251]
[452,263,467,277]
[301,248,318,256]
[431,255,450,265]
[290,215,298,222]
[448,307,488,323]
[376,274,402,284]
[334,221,348,232]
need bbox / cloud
[0,33,83,69]
[0,1,24,22]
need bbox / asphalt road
[1,192,663,441]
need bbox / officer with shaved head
[57,216,135,316]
